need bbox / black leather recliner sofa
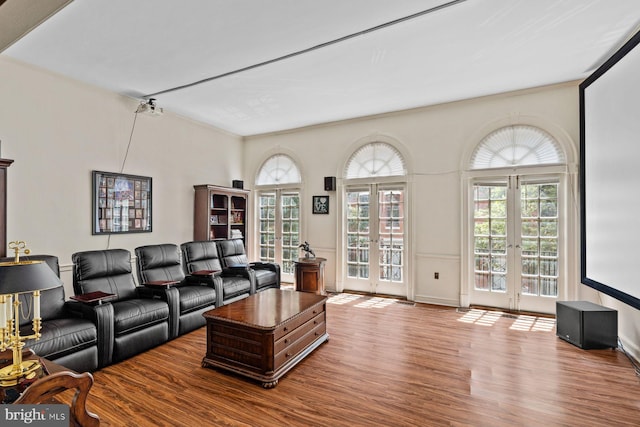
[0,254,109,373]
[216,239,281,293]
[72,249,170,366]
[134,243,218,339]
[181,240,255,307]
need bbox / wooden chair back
[14,370,100,427]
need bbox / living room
[1,1,640,425]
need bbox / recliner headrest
[72,249,132,281]
[135,244,181,269]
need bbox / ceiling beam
[0,0,73,53]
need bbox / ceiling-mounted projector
[136,98,163,116]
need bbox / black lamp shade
[0,261,62,294]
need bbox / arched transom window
[470,125,565,170]
[345,142,407,179]
[256,154,301,185]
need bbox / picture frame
[312,195,329,214]
[92,170,152,234]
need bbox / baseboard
[414,294,459,307]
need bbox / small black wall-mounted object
[324,176,336,191]
[232,180,244,189]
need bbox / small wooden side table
[294,257,326,295]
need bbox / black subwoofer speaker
[232,180,244,189]
[556,301,617,349]
[324,176,336,191]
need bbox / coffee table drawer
[274,320,326,370]
[274,311,325,354]
[274,301,325,341]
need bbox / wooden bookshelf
[193,185,249,245]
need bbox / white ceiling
[2,0,640,136]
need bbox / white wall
[244,83,580,294]
[243,81,640,358]
[3,55,640,360]
[0,57,243,295]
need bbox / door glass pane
[520,182,558,297]
[473,184,507,292]
[378,189,404,282]
[346,191,370,279]
[259,193,276,263]
[281,192,300,275]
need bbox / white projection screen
[581,29,640,310]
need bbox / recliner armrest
[250,262,279,272]
[64,300,115,368]
[220,266,257,294]
[223,265,249,274]
[137,284,174,300]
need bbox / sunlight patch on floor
[509,315,555,332]
[353,297,396,309]
[458,308,556,332]
[327,293,399,308]
[458,309,501,326]
[327,293,363,305]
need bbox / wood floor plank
[82,294,640,426]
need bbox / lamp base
[0,359,41,387]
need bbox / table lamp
[0,241,61,386]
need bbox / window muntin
[473,183,508,292]
[256,154,301,185]
[345,142,406,179]
[280,192,300,275]
[470,126,565,170]
[346,190,370,280]
[520,182,559,297]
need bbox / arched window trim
[255,154,302,186]
[469,125,565,170]
[344,142,407,179]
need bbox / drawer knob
[283,327,288,332]
[284,339,289,344]
[286,352,292,358]
[313,320,317,325]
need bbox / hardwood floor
[82,293,640,426]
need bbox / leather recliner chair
[135,243,218,338]
[0,254,108,372]
[72,249,170,366]
[180,240,255,307]
[216,239,280,292]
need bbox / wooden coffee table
[202,288,329,388]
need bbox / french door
[257,190,300,283]
[343,184,406,297]
[471,175,560,313]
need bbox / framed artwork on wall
[312,195,329,214]
[92,170,152,234]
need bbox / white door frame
[461,164,574,314]
[337,177,412,298]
